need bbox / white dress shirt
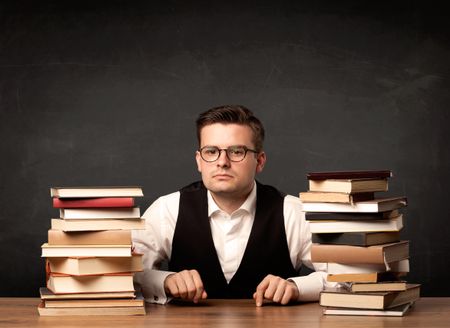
[132,182,327,304]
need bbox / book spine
[53,197,135,208]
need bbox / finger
[280,286,294,305]
[164,274,180,298]
[272,279,287,303]
[180,270,197,300]
[254,275,271,306]
[175,272,189,299]
[263,276,280,301]
[189,270,206,303]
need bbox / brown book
[307,170,392,180]
[39,287,135,300]
[47,254,143,275]
[51,218,145,231]
[48,229,132,245]
[44,298,144,308]
[323,302,412,316]
[319,284,420,310]
[311,241,409,264]
[299,192,375,204]
[47,273,135,294]
[37,301,145,316]
[347,281,408,293]
[309,179,388,194]
[327,271,406,283]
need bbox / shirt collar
[207,181,257,217]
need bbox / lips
[213,173,233,179]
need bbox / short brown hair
[196,105,265,152]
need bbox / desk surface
[0,298,449,328]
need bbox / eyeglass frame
[198,145,259,162]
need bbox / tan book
[300,192,374,204]
[327,259,410,275]
[327,271,407,283]
[319,284,420,310]
[308,215,403,233]
[48,229,132,245]
[347,281,408,293]
[39,287,135,300]
[323,302,412,316]
[302,197,407,213]
[48,254,143,275]
[42,243,132,257]
[44,298,144,308]
[50,186,143,198]
[38,301,145,316]
[309,178,388,193]
[47,273,135,294]
[60,207,141,219]
[51,218,145,231]
[311,241,409,264]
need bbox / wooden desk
[0,298,449,328]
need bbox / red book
[52,197,135,208]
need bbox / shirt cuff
[288,272,327,302]
[135,269,174,305]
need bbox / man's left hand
[253,274,300,306]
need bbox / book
[44,298,144,308]
[312,231,400,246]
[311,241,409,264]
[305,210,399,221]
[48,229,132,245]
[319,284,420,309]
[327,259,410,275]
[60,207,141,219]
[47,254,143,275]
[345,281,408,292]
[309,179,388,194]
[327,271,407,283]
[53,197,135,208]
[307,170,392,180]
[41,243,132,257]
[308,215,403,233]
[302,197,407,213]
[47,273,135,294]
[38,301,145,316]
[50,186,143,198]
[51,218,145,231]
[323,302,412,316]
[39,287,135,300]
[299,192,375,204]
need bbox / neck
[210,186,253,215]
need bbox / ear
[255,151,266,174]
[195,151,202,173]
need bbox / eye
[229,147,245,156]
[203,147,218,155]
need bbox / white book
[309,215,403,233]
[60,207,141,219]
[51,218,145,231]
[302,197,407,213]
[41,243,132,257]
[327,259,410,275]
[50,186,143,198]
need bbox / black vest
[168,181,298,298]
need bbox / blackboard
[0,1,449,297]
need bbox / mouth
[213,174,233,180]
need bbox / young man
[133,105,327,306]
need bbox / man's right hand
[164,269,208,303]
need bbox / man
[133,105,327,306]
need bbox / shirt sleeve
[283,195,335,302]
[132,192,180,304]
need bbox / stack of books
[300,170,420,316]
[38,186,146,316]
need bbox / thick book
[47,273,135,294]
[47,254,143,275]
[60,207,141,219]
[309,179,388,194]
[323,302,412,317]
[38,301,145,316]
[319,284,420,310]
[50,186,143,198]
[39,287,135,300]
[312,231,400,246]
[305,210,399,221]
[51,218,145,231]
[345,281,408,293]
[311,241,409,264]
[307,170,392,180]
[41,243,132,257]
[327,271,407,283]
[327,259,410,275]
[48,229,132,245]
[302,197,407,213]
[44,298,144,308]
[308,215,403,233]
[53,197,135,208]
[299,192,375,204]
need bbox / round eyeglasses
[199,145,258,162]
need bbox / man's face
[195,123,266,199]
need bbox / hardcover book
[307,170,392,180]
[50,186,143,198]
[302,197,407,213]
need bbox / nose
[216,149,231,167]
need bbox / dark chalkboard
[0,1,449,297]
